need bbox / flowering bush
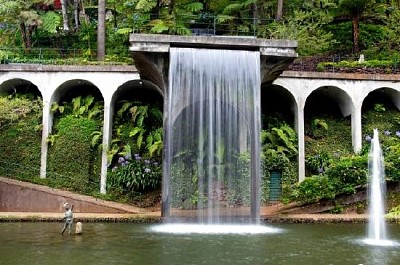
[107,153,161,195]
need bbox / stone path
[0,209,373,223]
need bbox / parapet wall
[0,177,139,213]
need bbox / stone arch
[362,87,400,112]
[0,78,43,179]
[361,87,400,142]
[50,79,103,104]
[305,85,353,118]
[111,79,163,106]
[45,79,104,184]
[304,86,353,176]
[261,84,297,125]
[0,78,42,98]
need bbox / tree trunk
[61,0,70,31]
[352,14,360,53]
[73,0,79,30]
[19,23,28,49]
[276,0,284,20]
[97,0,106,60]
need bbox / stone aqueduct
[1,64,400,194]
[1,33,400,194]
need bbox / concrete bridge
[1,35,400,194]
[2,65,400,192]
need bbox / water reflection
[1,222,400,265]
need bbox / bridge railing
[0,47,97,65]
[130,14,275,38]
[289,54,400,74]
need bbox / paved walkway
[0,209,373,223]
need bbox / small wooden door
[269,171,282,201]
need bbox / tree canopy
[1,0,400,58]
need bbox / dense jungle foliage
[1,0,400,60]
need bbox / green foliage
[260,10,335,55]
[0,110,42,179]
[317,59,399,71]
[0,95,42,128]
[107,155,161,196]
[325,155,368,194]
[47,115,102,193]
[306,151,332,175]
[40,11,61,34]
[262,121,298,203]
[109,100,163,164]
[386,205,400,218]
[292,175,336,204]
[262,123,297,158]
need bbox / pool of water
[1,222,400,265]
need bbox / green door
[269,171,282,201]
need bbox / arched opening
[0,79,42,179]
[362,87,400,152]
[304,86,353,177]
[261,84,297,202]
[47,79,104,194]
[107,79,164,206]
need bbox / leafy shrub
[0,96,42,179]
[47,115,101,193]
[107,154,161,196]
[325,155,368,195]
[383,144,400,181]
[292,175,335,204]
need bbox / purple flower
[396,131,400,137]
[135,156,141,160]
[112,166,118,172]
[118,157,125,164]
[144,168,151,173]
[144,159,150,164]
[365,135,372,142]
[124,154,132,160]
[384,130,391,136]
[318,167,324,174]
[153,162,159,166]
[134,153,140,158]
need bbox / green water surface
[1,222,400,265]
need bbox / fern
[117,28,133,35]
[185,2,204,13]
[40,11,61,34]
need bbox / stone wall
[0,177,137,213]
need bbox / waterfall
[367,129,387,241]
[163,48,261,223]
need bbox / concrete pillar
[100,101,114,194]
[40,100,52,178]
[295,106,305,182]
[352,103,362,153]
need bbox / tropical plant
[107,154,161,196]
[262,123,297,157]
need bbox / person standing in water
[61,202,74,235]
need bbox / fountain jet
[363,129,398,246]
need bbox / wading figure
[61,202,74,235]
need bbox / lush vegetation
[2,0,400,63]
[3,0,400,211]
[0,94,42,179]
[106,100,163,201]
[292,103,400,210]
